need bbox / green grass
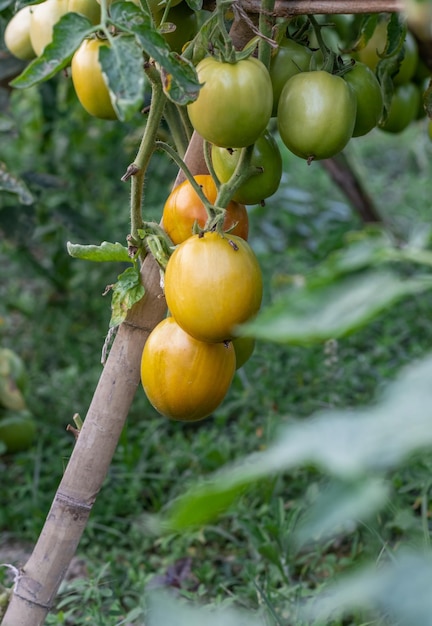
[1,83,432,625]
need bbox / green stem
[163,102,189,158]
[203,140,220,191]
[308,14,335,72]
[175,104,194,143]
[215,144,255,208]
[155,140,215,217]
[128,81,166,240]
[258,0,276,68]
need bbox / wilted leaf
[110,2,200,105]
[67,241,130,262]
[10,13,95,88]
[99,35,147,121]
[239,271,432,345]
[109,266,145,328]
[153,353,432,532]
[0,162,33,205]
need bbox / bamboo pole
[235,0,405,14]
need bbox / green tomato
[379,82,420,133]
[277,70,356,161]
[211,131,282,205]
[344,61,383,136]
[187,56,273,148]
[4,6,35,60]
[393,30,418,86]
[155,3,198,53]
[269,38,312,116]
[0,411,36,454]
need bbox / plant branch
[210,0,404,15]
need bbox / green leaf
[99,35,147,122]
[109,266,145,328]
[67,241,130,263]
[238,271,432,345]
[147,590,266,626]
[184,0,202,10]
[153,353,432,532]
[109,2,200,105]
[10,13,95,88]
[0,162,33,205]
[351,13,379,52]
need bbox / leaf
[238,271,432,345]
[293,478,389,549]
[67,241,130,263]
[109,266,145,328]
[351,13,379,52]
[0,162,33,205]
[109,1,200,105]
[10,13,95,88]
[99,35,147,121]
[300,550,432,626]
[147,590,266,626]
[184,0,202,10]
[153,353,432,532]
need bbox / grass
[1,81,432,624]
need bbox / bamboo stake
[235,0,405,15]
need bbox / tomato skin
[4,6,36,61]
[71,38,117,120]
[379,82,420,133]
[30,0,100,56]
[162,175,248,245]
[141,317,236,421]
[277,71,356,161]
[187,56,273,148]
[232,336,255,369]
[211,131,282,205]
[269,38,313,116]
[344,61,383,136]
[165,232,263,343]
[156,3,198,53]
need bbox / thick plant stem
[234,0,404,15]
[0,254,167,626]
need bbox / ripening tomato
[71,38,117,120]
[162,175,248,245]
[4,6,35,61]
[277,70,356,161]
[344,61,383,136]
[269,38,313,116]
[141,317,236,421]
[164,232,263,343]
[30,0,100,56]
[187,56,273,148]
[379,82,420,133]
[211,131,282,205]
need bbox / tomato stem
[163,102,189,158]
[128,80,166,244]
[258,0,276,68]
[215,144,255,207]
[203,140,221,191]
[308,14,337,73]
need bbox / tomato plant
[140,317,236,421]
[187,56,273,148]
[71,37,117,120]
[269,37,313,116]
[211,131,283,205]
[156,3,198,53]
[164,232,263,343]
[277,70,356,161]
[379,82,420,133]
[162,175,248,244]
[29,0,101,56]
[344,61,383,136]
[4,6,35,60]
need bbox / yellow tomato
[4,6,36,61]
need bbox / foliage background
[1,59,432,624]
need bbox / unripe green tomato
[30,0,101,56]
[269,38,312,116]
[0,411,36,454]
[187,56,273,148]
[4,6,36,60]
[232,336,255,369]
[211,131,282,205]
[277,70,356,161]
[344,61,383,136]
[71,38,117,120]
[156,3,198,53]
[379,82,420,133]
